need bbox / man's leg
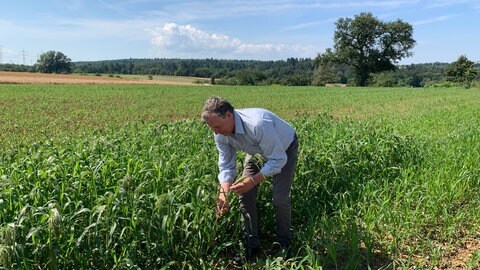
[272,134,298,248]
[239,154,261,250]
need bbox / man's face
[205,111,235,136]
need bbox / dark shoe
[232,247,262,266]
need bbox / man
[201,96,298,262]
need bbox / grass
[1,84,479,147]
[0,84,479,269]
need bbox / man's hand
[216,182,231,218]
[230,177,256,194]
[216,192,229,218]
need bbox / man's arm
[215,136,235,217]
[215,136,237,183]
[230,173,266,194]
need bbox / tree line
[67,57,480,87]
[2,56,478,87]
[72,57,315,86]
[1,12,478,87]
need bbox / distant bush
[425,81,460,88]
[193,79,210,84]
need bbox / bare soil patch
[0,71,196,85]
[438,234,480,269]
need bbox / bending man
[201,96,298,262]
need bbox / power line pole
[22,49,26,65]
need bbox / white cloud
[149,23,241,50]
[413,15,456,26]
[425,0,476,9]
[146,0,422,21]
[282,20,326,31]
[147,23,317,59]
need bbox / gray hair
[201,96,234,121]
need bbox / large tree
[317,12,415,86]
[445,55,478,88]
[36,51,72,73]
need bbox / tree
[369,71,397,87]
[36,51,72,73]
[445,55,478,88]
[236,69,266,85]
[312,48,343,85]
[316,12,415,86]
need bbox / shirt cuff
[218,170,235,183]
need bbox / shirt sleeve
[215,135,236,183]
[256,120,288,176]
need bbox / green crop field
[1,84,479,269]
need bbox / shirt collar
[233,110,245,135]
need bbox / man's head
[202,96,235,136]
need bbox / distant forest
[1,58,479,87]
[73,58,316,86]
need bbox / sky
[0,0,479,65]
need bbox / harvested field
[0,71,199,85]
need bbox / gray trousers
[239,134,298,248]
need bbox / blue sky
[0,0,479,65]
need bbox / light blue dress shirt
[214,108,295,183]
